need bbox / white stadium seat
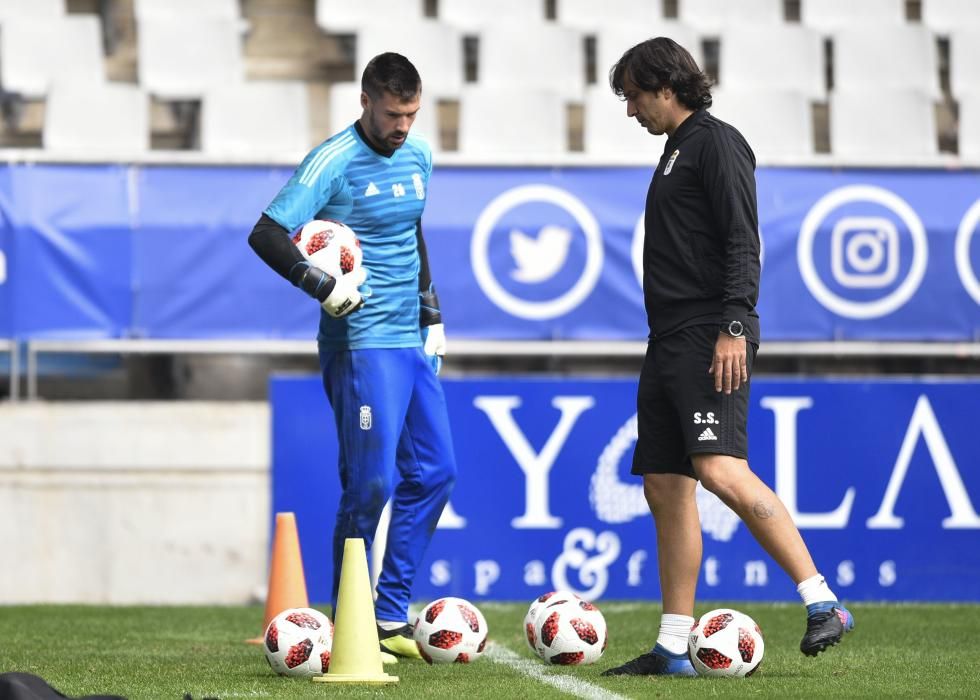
[801,0,906,32]
[921,0,980,33]
[134,0,241,20]
[476,23,586,100]
[594,23,701,85]
[201,82,310,158]
[327,81,441,152]
[949,30,980,99]
[0,0,64,21]
[137,18,244,99]
[583,85,667,159]
[830,90,937,160]
[439,0,546,29]
[719,25,825,100]
[44,82,148,155]
[678,0,784,32]
[957,92,980,161]
[316,0,426,34]
[457,87,567,157]
[710,89,814,160]
[355,19,463,99]
[832,26,941,99]
[556,0,662,30]
[0,16,103,97]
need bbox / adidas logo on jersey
[364,182,380,197]
[697,427,718,441]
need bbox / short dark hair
[361,52,422,101]
[610,37,712,110]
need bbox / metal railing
[16,337,980,401]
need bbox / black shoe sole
[801,637,842,656]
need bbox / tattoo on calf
[752,501,775,519]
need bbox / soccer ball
[688,608,764,677]
[263,607,334,677]
[413,597,488,664]
[533,599,608,665]
[292,219,362,279]
[523,590,583,657]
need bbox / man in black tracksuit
[602,38,854,677]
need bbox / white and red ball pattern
[533,599,608,665]
[292,219,362,279]
[523,590,583,657]
[688,608,764,678]
[263,607,334,677]
[413,597,489,664]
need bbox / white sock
[797,573,838,607]
[656,614,695,656]
[378,619,406,631]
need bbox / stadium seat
[556,0,662,29]
[137,18,245,100]
[830,90,938,160]
[316,0,426,34]
[0,15,104,98]
[475,23,586,100]
[134,0,241,20]
[439,0,546,29]
[958,92,980,161]
[594,23,701,85]
[719,25,825,100]
[327,81,441,152]
[457,87,567,157]
[800,0,906,32]
[678,0,784,32]
[201,82,310,158]
[355,19,463,99]
[710,89,815,161]
[0,0,64,21]
[921,0,980,33]
[44,82,148,154]
[583,85,667,159]
[832,26,941,99]
[949,29,980,99]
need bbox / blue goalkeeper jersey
[264,123,432,349]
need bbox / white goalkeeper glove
[422,322,446,375]
[321,267,367,319]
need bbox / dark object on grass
[0,673,126,700]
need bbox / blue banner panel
[132,166,317,339]
[0,165,133,339]
[2,163,979,341]
[272,376,980,603]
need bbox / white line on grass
[487,644,630,700]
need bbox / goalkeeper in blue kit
[248,53,455,661]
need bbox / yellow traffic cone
[245,512,310,644]
[313,538,398,684]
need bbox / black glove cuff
[419,285,442,327]
[290,261,336,302]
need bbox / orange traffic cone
[245,512,310,644]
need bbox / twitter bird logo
[509,225,572,283]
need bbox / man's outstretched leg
[693,453,854,656]
[603,473,699,677]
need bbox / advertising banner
[1,164,978,341]
[271,376,980,603]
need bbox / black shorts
[632,324,757,478]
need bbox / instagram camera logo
[830,216,899,289]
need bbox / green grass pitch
[2,602,979,699]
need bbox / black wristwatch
[722,320,744,338]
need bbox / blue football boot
[601,643,698,677]
[800,602,854,656]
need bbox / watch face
[728,321,744,337]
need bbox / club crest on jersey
[392,183,406,197]
[664,149,680,175]
[359,405,372,430]
[412,173,425,199]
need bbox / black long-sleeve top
[641,108,761,343]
